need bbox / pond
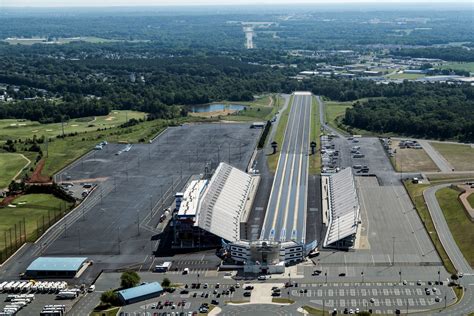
[189,103,246,113]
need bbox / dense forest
[344,84,474,142]
[391,47,474,62]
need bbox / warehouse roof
[26,257,88,272]
[118,282,163,302]
[196,162,256,242]
[323,168,360,247]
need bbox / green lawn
[468,193,474,209]
[404,182,456,274]
[41,117,174,177]
[214,94,282,122]
[0,110,145,142]
[0,153,30,188]
[90,307,120,316]
[0,194,72,253]
[302,305,330,315]
[272,298,295,304]
[309,96,321,174]
[436,187,474,268]
[430,142,474,171]
[267,95,292,172]
[324,100,353,136]
[438,62,474,73]
[386,72,426,80]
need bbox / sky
[1,0,472,8]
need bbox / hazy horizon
[1,0,473,8]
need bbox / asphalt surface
[0,123,260,284]
[419,183,474,315]
[418,140,454,172]
[260,93,311,244]
[424,183,472,274]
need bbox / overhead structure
[323,167,360,249]
[173,162,259,248]
[196,162,257,243]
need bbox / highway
[260,92,312,244]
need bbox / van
[182,268,190,275]
[88,285,95,292]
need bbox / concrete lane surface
[260,92,312,244]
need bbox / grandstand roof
[196,162,255,242]
[323,168,360,247]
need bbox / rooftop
[118,282,163,301]
[26,257,88,272]
[196,162,256,242]
[323,168,360,247]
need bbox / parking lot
[0,123,261,284]
[294,281,456,314]
[0,292,79,316]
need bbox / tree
[161,278,171,287]
[120,270,140,289]
[100,290,121,306]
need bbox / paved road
[422,183,474,316]
[260,93,312,244]
[424,184,472,274]
[418,140,454,172]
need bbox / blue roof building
[118,282,163,305]
[26,257,88,278]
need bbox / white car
[88,285,95,292]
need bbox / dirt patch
[188,109,236,118]
[105,116,115,121]
[0,194,21,207]
[390,140,439,172]
[28,160,52,183]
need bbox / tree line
[344,84,474,142]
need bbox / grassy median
[0,153,30,188]
[404,182,456,274]
[309,96,321,174]
[435,187,474,268]
[267,95,292,172]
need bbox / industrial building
[117,282,163,305]
[25,257,89,278]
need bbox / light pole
[361,271,364,283]
[399,269,402,283]
[325,271,328,284]
[438,269,441,284]
[392,236,396,265]
[337,216,340,250]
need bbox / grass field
[404,182,456,274]
[0,110,146,142]
[435,187,474,268]
[386,72,426,80]
[0,153,30,188]
[390,141,439,172]
[324,100,353,135]
[217,95,282,122]
[438,62,474,73]
[267,95,292,172]
[272,298,295,304]
[0,194,72,252]
[430,142,474,171]
[309,96,321,174]
[302,305,330,315]
[90,307,120,316]
[468,193,474,209]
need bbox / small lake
[189,104,246,113]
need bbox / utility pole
[117,226,121,254]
